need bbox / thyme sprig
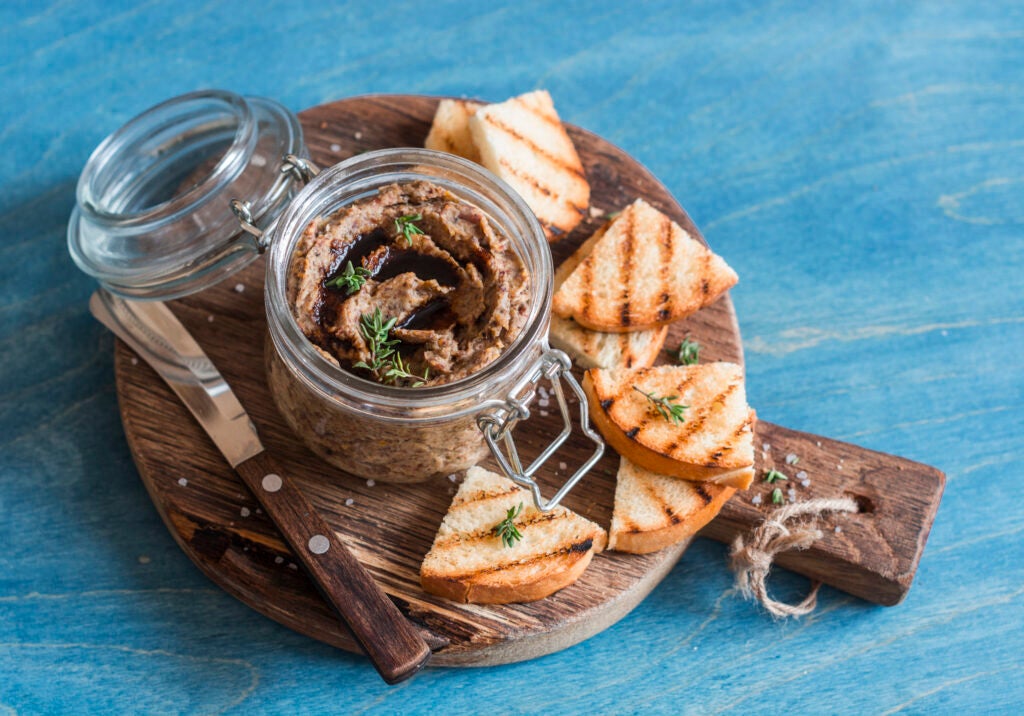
[394,213,425,246]
[495,503,524,548]
[325,261,370,295]
[771,487,785,505]
[632,386,688,425]
[671,338,701,366]
[352,308,429,386]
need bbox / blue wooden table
[2,1,1022,713]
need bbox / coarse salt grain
[558,461,567,471]
[366,479,375,487]
[207,315,215,323]
[330,143,341,152]
[234,283,245,293]
[540,410,549,417]
[801,479,811,488]
[796,470,808,480]
[447,474,458,482]
[354,131,363,140]
[751,494,763,505]
[538,386,549,400]
[274,556,284,564]
[834,526,842,534]
[240,507,250,517]
[288,563,298,570]
[177,478,188,487]
[345,498,354,506]
[785,453,799,465]
[762,442,771,451]
[131,357,138,366]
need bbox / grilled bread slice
[582,363,756,489]
[609,458,735,554]
[552,199,739,332]
[550,314,668,370]
[421,466,607,604]
[424,98,484,163]
[469,90,589,241]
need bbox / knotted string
[729,497,858,618]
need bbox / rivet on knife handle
[234,450,431,684]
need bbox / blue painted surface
[2,1,1022,713]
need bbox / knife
[89,288,432,684]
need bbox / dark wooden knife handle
[235,451,431,683]
[701,421,946,606]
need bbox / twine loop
[729,497,858,618]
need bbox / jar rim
[77,89,255,229]
[265,148,554,421]
[68,90,305,301]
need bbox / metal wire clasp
[230,154,320,253]
[477,349,605,512]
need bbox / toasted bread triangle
[609,458,735,554]
[420,466,607,604]
[550,314,668,370]
[582,363,756,488]
[552,199,738,332]
[469,90,589,241]
[424,99,484,163]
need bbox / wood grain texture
[233,451,431,683]
[705,423,945,605]
[115,93,942,671]
[5,2,1022,713]
[114,94,746,667]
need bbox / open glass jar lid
[68,89,307,300]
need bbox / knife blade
[89,288,431,684]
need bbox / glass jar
[68,89,305,299]
[69,91,603,511]
[262,149,602,506]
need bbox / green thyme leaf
[355,308,428,387]
[495,503,524,548]
[771,487,784,505]
[671,338,700,366]
[325,261,371,295]
[632,386,688,424]
[764,469,788,484]
[394,213,425,246]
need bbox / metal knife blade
[89,289,263,467]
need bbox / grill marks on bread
[420,467,607,604]
[424,91,591,240]
[469,90,590,241]
[608,458,735,554]
[552,199,739,332]
[582,363,756,489]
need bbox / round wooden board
[114,95,743,667]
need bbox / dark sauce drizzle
[320,225,466,331]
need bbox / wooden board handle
[701,421,946,606]
[235,451,431,683]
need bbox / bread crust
[552,199,738,331]
[582,367,756,490]
[421,546,598,604]
[608,459,736,554]
[420,467,606,604]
